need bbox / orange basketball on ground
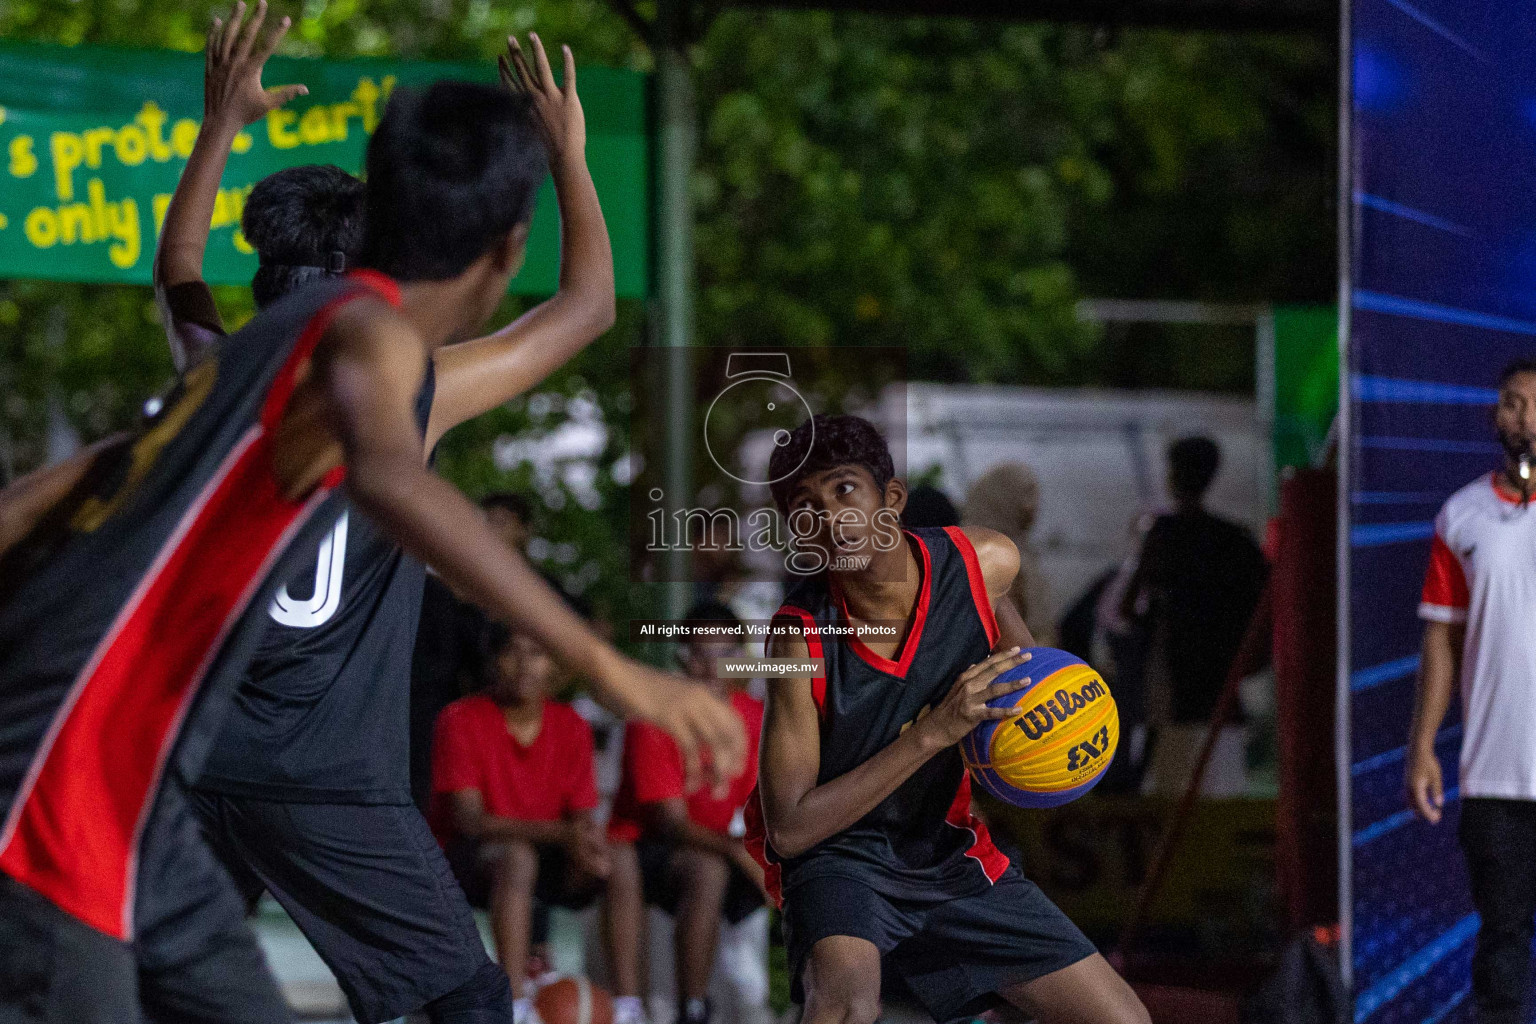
[534,976,615,1024]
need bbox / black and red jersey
[191,366,435,806]
[157,279,437,806]
[745,526,1010,908]
[0,271,400,940]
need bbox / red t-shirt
[429,694,599,844]
[608,690,763,843]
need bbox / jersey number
[269,511,348,628]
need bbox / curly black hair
[768,413,895,514]
[243,164,366,308]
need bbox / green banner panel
[1273,304,1339,471]
[0,40,649,298]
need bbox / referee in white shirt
[1407,357,1536,1024]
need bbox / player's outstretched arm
[154,0,305,369]
[965,525,1037,650]
[297,303,745,790]
[758,633,1034,859]
[424,35,614,449]
[1405,620,1461,824]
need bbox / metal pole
[1116,583,1274,959]
[655,1,697,621]
[1255,306,1277,513]
[1334,0,1356,991]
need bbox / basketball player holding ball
[746,414,1148,1024]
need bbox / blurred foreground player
[1407,359,1536,1024]
[607,601,767,1024]
[431,625,608,1015]
[746,414,1148,1024]
[152,10,658,1022]
[0,77,741,1024]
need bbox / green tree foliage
[692,14,1332,387]
[0,0,1333,612]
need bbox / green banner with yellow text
[0,41,649,297]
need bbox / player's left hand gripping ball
[961,647,1119,808]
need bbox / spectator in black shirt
[1119,436,1266,795]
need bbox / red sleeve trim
[944,526,1001,647]
[774,605,826,715]
[1420,533,1469,613]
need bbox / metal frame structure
[1333,0,1354,989]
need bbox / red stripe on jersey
[741,785,782,908]
[944,526,1000,648]
[944,773,1010,884]
[775,605,826,714]
[832,530,932,678]
[0,282,382,939]
[345,269,402,309]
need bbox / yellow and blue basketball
[960,647,1119,809]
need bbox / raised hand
[499,33,586,164]
[205,0,306,132]
[916,647,1034,750]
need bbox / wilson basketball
[534,976,615,1024]
[961,647,1118,808]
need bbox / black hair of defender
[360,81,546,282]
[242,164,366,308]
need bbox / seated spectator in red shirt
[430,623,608,1009]
[606,602,766,1024]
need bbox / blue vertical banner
[1347,1,1536,1021]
